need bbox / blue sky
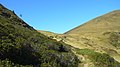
[0,0,120,33]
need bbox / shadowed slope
[0,4,79,67]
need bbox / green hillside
[0,4,79,67]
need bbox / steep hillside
[65,10,120,34]
[0,4,79,67]
[62,10,120,62]
[65,10,120,60]
[38,10,120,67]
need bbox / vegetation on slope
[75,48,120,67]
[109,32,120,49]
[0,4,79,67]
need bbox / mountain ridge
[64,10,120,34]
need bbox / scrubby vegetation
[109,32,120,48]
[0,4,79,67]
[76,48,120,67]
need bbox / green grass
[76,48,120,67]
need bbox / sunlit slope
[65,10,120,34]
[38,10,120,65]
[63,10,120,63]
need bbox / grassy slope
[38,10,120,67]
[38,30,120,67]
[75,48,120,67]
[65,10,120,34]
[0,4,79,67]
[63,10,120,63]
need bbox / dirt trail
[84,63,88,67]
